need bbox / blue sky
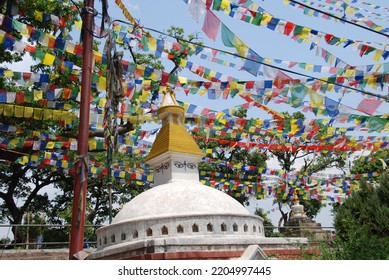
[107,0,389,118]
[106,0,389,227]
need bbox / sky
[105,0,389,227]
[106,0,389,129]
[1,0,389,239]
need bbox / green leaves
[332,173,389,259]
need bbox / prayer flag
[202,10,220,41]
[356,98,383,115]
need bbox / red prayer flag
[284,21,295,36]
[15,91,25,103]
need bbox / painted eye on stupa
[155,162,170,173]
[174,161,196,170]
[186,163,196,169]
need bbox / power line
[288,0,389,38]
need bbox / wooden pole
[68,0,94,260]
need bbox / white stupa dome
[113,180,250,224]
[88,88,265,260]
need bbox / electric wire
[111,18,389,102]
[288,0,389,38]
[70,1,389,101]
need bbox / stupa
[87,88,269,260]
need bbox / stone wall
[0,249,69,260]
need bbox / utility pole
[68,0,94,260]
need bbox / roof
[145,88,204,162]
[145,121,204,161]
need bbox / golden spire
[145,88,204,162]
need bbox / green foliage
[254,208,278,237]
[332,173,389,259]
[17,0,81,34]
[300,199,322,220]
[351,149,389,174]
[133,53,165,71]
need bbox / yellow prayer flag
[232,37,248,57]
[300,27,311,39]
[230,81,239,90]
[199,89,207,96]
[178,76,188,85]
[4,104,14,116]
[43,109,53,120]
[98,77,106,90]
[14,105,24,118]
[344,69,356,77]
[309,91,324,107]
[113,24,121,32]
[373,49,383,61]
[148,37,157,51]
[216,111,225,119]
[42,53,55,65]
[367,77,377,89]
[150,71,161,81]
[34,90,43,101]
[179,59,187,68]
[326,126,335,136]
[24,107,34,118]
[8,139,18,148]
[31,154,39,162]
[4,70,13,77]
[98,97,106,108]
[305,64,314,72]
[74,20,82,30]
[63,104,72,111]
[46,142,55,149]
[20,156,29,165]
[261,13,272,26]
[52,110,62,121]
[33,108,43,120]
[63,111,74,125]
[89,139,97,150]
[221,0,230,12]
[139,90,150,102]
[34,11,43,22]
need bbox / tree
[266,111,348,226]
[193,108,268,205]
[254,207,278,237]
[0,0,86,242]
[332,173,389,259]
[0,161,67,243]
[351,148,389,175]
